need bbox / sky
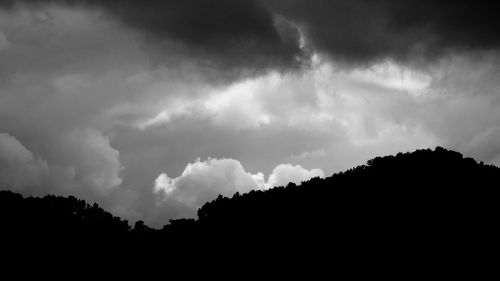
[1,0,500,226]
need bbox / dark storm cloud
[265,0,500,65]
[381,1,500,54]
[3,0,499,67]
[0,0,307,71]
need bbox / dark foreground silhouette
[1,147,498,273]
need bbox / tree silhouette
[1,147,498,273]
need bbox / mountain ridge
[1,146,498,231]
[1,146,498,270]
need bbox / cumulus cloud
[0,129,122,198]
[266,164,324,188]
[55,129,123,194]
[154,158,324,215]
[154,158,259,208]
[0,8,141,200]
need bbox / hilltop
[1,147,498,271]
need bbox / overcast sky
[1,0,500,226]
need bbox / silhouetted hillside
[0,191,130,237]
[1,147,498,272]
[164,148,498,255]
[160,146,500,273]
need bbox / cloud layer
[2,2,500,227]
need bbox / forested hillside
[1,147,498,269]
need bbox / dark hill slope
[194,147,498,235]
[0,191,131,247]
[1,147,498,270]
[162,147,499,265]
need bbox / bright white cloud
[139,57,434,140]
[204,79,272,129]
[154,158,263,210]
[154,158,325,214]
[350,61,432,94]
[266,164,325,189]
